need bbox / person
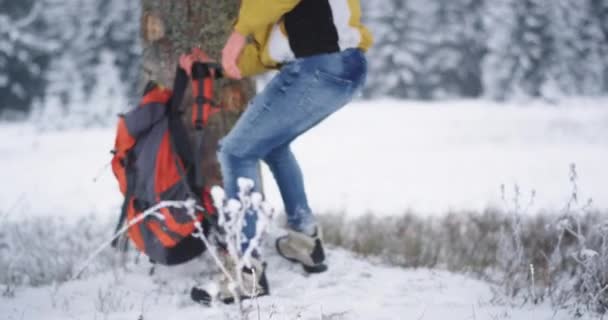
[192,0,373,301]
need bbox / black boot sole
[191,286,212,306]
[191,287,270,306]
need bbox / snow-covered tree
[362,0,435,99]
[483,0,608,100]
[483,0,555,100]
[426,0,487,98]
[0,0,140,122]
[363,0,488,100]
[0,0,57,116]
[591,0,608,42]
[40,0,140,120]
[103,1,142,104]
[3,0,608,115]
[545,0,608,97]
[37,50,127,129]
[590,0,608,93]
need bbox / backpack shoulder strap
[167,67,195,168]
[168,65,219,227]
[190,62,223,189]
[169,67,189,115]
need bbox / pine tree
[426,0,487,98]
[400,0,443,99]
[103,1,142,104]
[362,0,434,99]
[484,0,554,100]
[590,0,608,92]
[591,0,608,42]
[363,0,488,100]
[34,0,140,127]
[547,0,608,96]
[483,0,607,99]
[359,0,397,98]
[0,0,55,116]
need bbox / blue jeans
[218,48,367,251]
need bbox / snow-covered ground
[1,98,607,319]
[1,99,607,220]
[0,247,574,320]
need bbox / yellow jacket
[234,0,373,77]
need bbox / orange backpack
[110,63,222,265]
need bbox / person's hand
[179,53,195,77]
[191,47,213,63]
[179,48,214,77]
[221,31,246,79]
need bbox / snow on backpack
[110,63,223,265]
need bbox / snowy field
[0,246,573,320]
[1,99,607,221]
[1,99,607,319]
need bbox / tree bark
[140,0,254,188]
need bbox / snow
[1,99,607,220]
[1,98,606,319]
[0,247,576,320]
[0,126,118,219]
[277,98,608,216]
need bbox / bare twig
[72,200,189,280]
[92,161,112,183]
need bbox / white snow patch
[0,248,576,320]
[266,98,608,216]
[1,98,605,319]
[1,99,608,219]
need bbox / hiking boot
[276,227,327,273]
[191,254,269,305]
[218,257,270,304]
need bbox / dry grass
[0,215,120,290]
[320,208,608,316]
[1,181,607,316]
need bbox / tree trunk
[140,0,255,189]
